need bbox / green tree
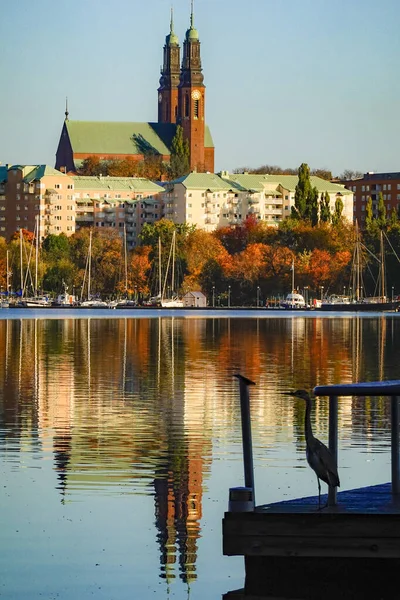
[308,186,319,226]
[292,163,311,220]
[331,197,344,227]
[365,197,374,231]
[390,207,398,227]
[377,192,387,229]
[168,125,190,180]
[319,192,331,223]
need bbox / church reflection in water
[0,314,398,583]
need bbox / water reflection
[0,314,399,597]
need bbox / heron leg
[317,477,321,509]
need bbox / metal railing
[313,381,400,506]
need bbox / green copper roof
[65,121,214,156]
[23,165,68,182]
[222,173,352,195]
[186,26,199,40]
[170,172,242,191]
[72,175,164,193]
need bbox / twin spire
[167,1,198,45]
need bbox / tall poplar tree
[331,197,344,227]
[365,197,374,231]
[292,163,311,220]
[168,126,190,180]
[377,191,387,229]
[319,191,331,223]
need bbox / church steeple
[177,0,206,171]
[158,8,180,124]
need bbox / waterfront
[1,311,399,599]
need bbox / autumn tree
[182,229,228,291]
[168,125,190,180]
[128,246,152,297]
[79,156,107,176]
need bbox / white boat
[79,299,109,309]
[160,231,184,308]
[281,292,306,309]
[280,259,308,309]
[51,288,77,308]
[78,230,108,308]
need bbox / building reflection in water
[0,314,398,584]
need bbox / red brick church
[55,7,214,174]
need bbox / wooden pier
[223,380,400,600]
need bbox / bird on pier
[286,389,340,508]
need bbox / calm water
[1,309,400,599]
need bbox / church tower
[177,2,206,172]
[158,9,180,124]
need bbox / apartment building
[342,172,400,226]
[0,165,163,246]
[163,171,353,228]
[1,165,353,246]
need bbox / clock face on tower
[191,90,201,100]
[158,93,162,103]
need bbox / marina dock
[223,381,400,600]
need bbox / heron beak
[282,391,295,396]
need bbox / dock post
[391,395,400,495]
[328,394,338,506]
[234,374,256,505]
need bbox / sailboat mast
[158,237,162,298]
[172,231,176,295]
[6,250,10,296]
[380,230,386,301]
[35,215,39,295]
[292,258,295,292]
[124,224,128,295]
[88,230,92,300]
[20,229,23,297]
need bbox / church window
[194,99,199,119]
[185,93,189,117]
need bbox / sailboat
[0,250,11,308]
[160,231,184,308]
[321,226,400,312]
[19,218,51,308]
[280,259,307,309]
[79,230,108,308]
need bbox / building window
[362,186,365,192]
[193,99,199,119]
[185,93,189,117]
[388,184,391,190]
[55,184,61,189]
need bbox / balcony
[264,208,283,216]
[247,195,260,205]
[76,214,94,223]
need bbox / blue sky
[1,0,399,176]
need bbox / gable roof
[65,120,214,157]
[23,165,69,182]
[222,173,352,195]
[72,175,164,193]
[170,172,241,191]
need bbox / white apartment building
[162,172,353,229]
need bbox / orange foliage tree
[129,246,152,297]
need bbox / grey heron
[286,389,340,508]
